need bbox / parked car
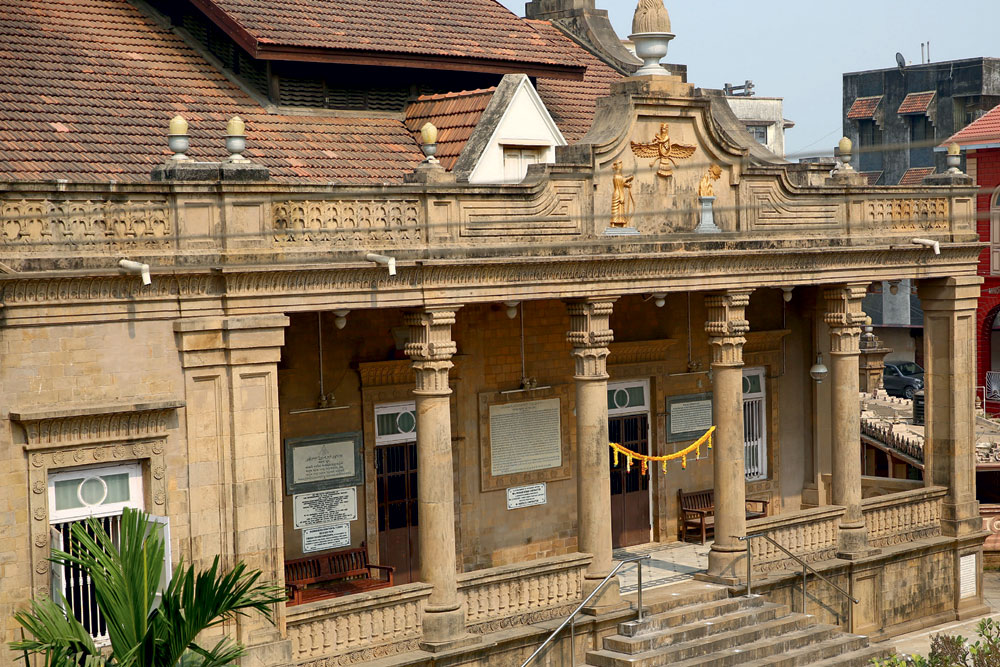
[882,361,924,399]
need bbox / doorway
[608,380,652,548]
[374,402,419,584]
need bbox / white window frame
[374,401,417,446]
[48,462,144,523]
[501,145,545,183]
[743,367,768,481]
[607,379,650,417]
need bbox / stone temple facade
[0,1,991,666]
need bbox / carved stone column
[824,284,871,557]
[918,277,983,537]
[404,307,471,650]
[705,290,752,580]
[566,297,621,610]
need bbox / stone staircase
[586,582,892,667]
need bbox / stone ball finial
[168,115,188,136]
[948,142,961,156]
[420,122,438,146]
[632,0,671,35]
[838,136,853,156]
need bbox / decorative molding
[566,298,616,378]
[743,329,791,354]
[404,308,457,394]
[272,198,422,245]
[13,400,184,450]
[1,275,218,305]
[459,183,584,237]
[0,198,171,247]
[358,360,414,388]
[863,198,949,229]
[824,284,869,354]
[705,290,751,367]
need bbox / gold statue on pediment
[630,123,696,179]
[699,164,722,197]
[610,160,635,227]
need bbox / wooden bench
[284,542,394,606]
[678,489,769,545]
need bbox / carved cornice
[705,290,752,367]
[12,400,184,450]
[608,339,678,365]
[358,360,414,388]
[743,329,791,354]
[1,275,219,304]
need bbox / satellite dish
[896,52,906,71]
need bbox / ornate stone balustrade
[1,197,171,248]
[458,552,590,634]
[286,582,431,666]
[861,197,949,230]
[862,486,945,548]
[747,506,844,573]
[272,198,422,245]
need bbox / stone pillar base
[420,604,480,652]
[580,575,628,615]
[836,522,879,560]
[707,543,747,582]
[239,638,292,667]
[942,500,983,538]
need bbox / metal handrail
[740,532,859,629]
[520,554,650,667]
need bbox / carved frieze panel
[863,198,949,230]
[272,198,422,245]
[458,182,584,237]
[1,198,171,247]
[744,181,841,229]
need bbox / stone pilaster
[403,307,473,650]
[704,290,751,581]
[173,315,292,666]
[823,284,871,558]
[918,277,983,537]
[565,297,621,611]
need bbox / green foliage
[9,508,284,667]
[872,619,1000,667]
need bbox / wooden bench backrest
[285,542,372,586]
[678,489,713,510]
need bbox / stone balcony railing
[747,487,946,574]
[0,178,975,265]
[285,552,591,665]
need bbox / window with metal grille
[47,463,168,643]
[743,368,768,481]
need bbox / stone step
[807,643,896,667]
[653,623,845,667]
[604,601,785,654]
[618,594,767,637]
[733,632,871,667]
[586,614,820,667]
[633,581,730,618]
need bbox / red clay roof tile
[404,88,496,170]
[899,167,935,185]
[860,171,883,186]
[847,96,881,120]
[898,91,935,115]
[943,104,1000,148]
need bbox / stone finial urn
[629,0,674,77]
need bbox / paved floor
[613,541,1000,660]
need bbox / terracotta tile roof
[0,0,423,183]
[847,96,882,120]
[899,167,935,185]
[860,171,883,186]
[194,0,581,74]
[527,20,624,143]
[404,88,496,170]
[943,104,1000,148]
[898,91,936,115]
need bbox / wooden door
[375,442,419,584]
[609,413,651,548]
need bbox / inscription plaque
[284,432,363,494]
[506,483,547,510]
[293,488,358,529]
[490,398,562,477]
[302,523,351,553]
[667,393,714,442]
[960,553,977,599]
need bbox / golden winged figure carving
[630,123,696,178]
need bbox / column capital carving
[566,298,617,378]
[824,283,869,355]
[705,290,752,367]
[404,307,458,394]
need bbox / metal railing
[520,554,650,667]
[740,532,859,630]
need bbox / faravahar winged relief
[630,122,696,178]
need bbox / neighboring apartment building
[0,1,989,665]
[843,57,1000,186]
[723,91,794,157]
[941,104,1000,411]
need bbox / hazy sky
[498,1,1000,158]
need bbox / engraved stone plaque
[490,398,562,477]
[960,553,977,599]
[293,488,358,529]
[667,393,714,442]
[285,432,363,494]
[506,483,547,510]
[302,523,351,553]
